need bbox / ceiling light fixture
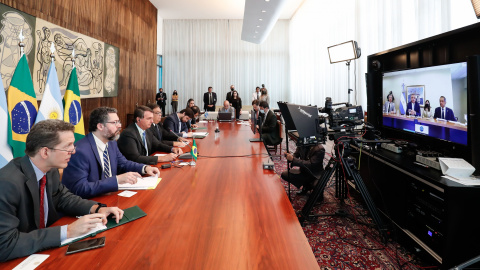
[259,18,263,21]
[256,25,260,28]
[262,10,266,13]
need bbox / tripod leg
[300,159,337,223]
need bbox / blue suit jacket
[407,102,421,117]
[163,113,188,136]
[62,133,144,198]
[433,107,456,121]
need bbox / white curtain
[163,19,289,113]
[290,0,477,111]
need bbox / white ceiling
[150,0,304,20]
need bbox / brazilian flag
[191,139,197,161]
[7,54,38,158]
[63,67,85,142]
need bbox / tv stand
[350,144,480,269]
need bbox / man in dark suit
[281,144,325,195]
[146,103,188,145]
[62,107,159,198]
[259,101,281,145]
[117,105,180,165]
[0,120,123,262]
[156,88,167,115]
[163,108,194,138]
[226,85,235,104]
[433,96,456,121]
[203,86,217,111]
[406,94,421,117]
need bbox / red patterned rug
[270,141,437,270]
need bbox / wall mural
[0,3,119,99]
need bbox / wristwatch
[95,203,107,213]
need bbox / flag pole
[50,42,56,62]
[18,29,25,57]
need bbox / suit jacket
[203,92,217,110]
[226,91,234,103]
[156,92,167,105]
[292,145,325,179]
[117,123,172,165]
[433,106,456,121]
[164,113,188,136]
[62,133,144,198]
[261,110,281,145]
[149,123,177,145]
[407,102,421,116]
[217,107,235,119]
[0,156,96,262]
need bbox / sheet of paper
[179,162,190,166]
[118,191,137,197]
[61,222,107,246]
[192,132,208,136]
[13,254,50,270]
[118,174,161,190]
[442,175,480,186]
[198,120,208,123]
[154,154,167,157]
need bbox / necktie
[39,175,46,229]
[209,93,212,104]
[387,103,390,112]
[142,131,148,156]
[103,144,111,178]
[442,108,445,119]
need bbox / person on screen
[281,144,325,195]
[0,120,124,262]
[407,95,421,117]
[422,100,433,118]
[218,100,235,119]
[433,96,456,121]
[383,91,396,114]
[62,107,160,198]
[117,105,180,165]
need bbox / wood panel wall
[0,0,157,132]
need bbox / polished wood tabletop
[1,121,319,269]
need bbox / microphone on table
[169,130,196,159]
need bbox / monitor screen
[382,62,468,145]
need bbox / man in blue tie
[62,107,159,198]
[433,96,456,121]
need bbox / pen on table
[413,161,429,168]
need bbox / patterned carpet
[270,140,436,270]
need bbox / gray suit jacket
[0,156,96,262]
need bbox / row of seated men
[0,100,286,262]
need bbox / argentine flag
[36,61,63,123]
[399,83,407,115]
[0,76,13,168]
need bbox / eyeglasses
[154,112,162,115]
[45,146,77,154]
[105,120,122,125]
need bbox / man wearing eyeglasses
[117,105,182,165]
[62,107,159,198]
[145,103,188,145]
[0,119,124,262]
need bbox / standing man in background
[252,86,261,101]
[156,88,167,115]
[203,86,217,111]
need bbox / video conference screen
[382,62,468,145]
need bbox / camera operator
[281,144,325,195]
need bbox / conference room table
[1,120,319,269]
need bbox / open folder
[60,205,147,246]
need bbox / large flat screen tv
[382,62,468,145]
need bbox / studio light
[327,41,361,64]
[472,0,480,19]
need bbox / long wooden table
[1,121,319,269]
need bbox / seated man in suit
[146,103,188,145]
[0,119,123,262]
[258,101,281,145]
[433,96,456,121]
[203,86,217,112]
[163,108,194,138]
[63,107,159,198]
[406,94,421,117]
[281,144,325,195]
[117,105,180,165]
[218,100,235,119]
[186,106,201,129]
[250,99,260,125]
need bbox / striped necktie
[39,175,46,229]
[103,144,111,178]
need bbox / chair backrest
[277,120,283,139]
[160,116,166,123]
